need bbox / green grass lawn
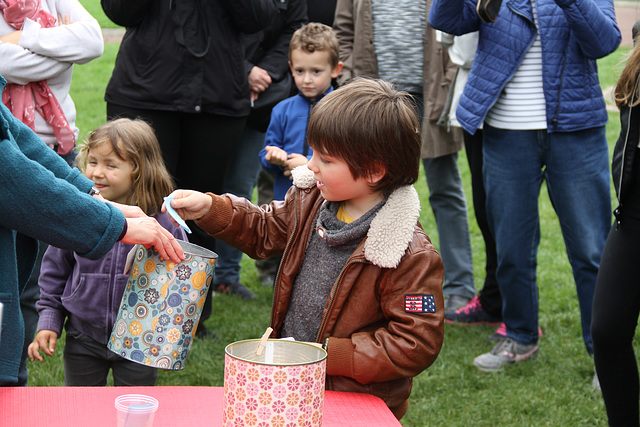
[26,4,637,424]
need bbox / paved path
[616,1,640,46]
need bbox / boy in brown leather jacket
[165,77,444,419]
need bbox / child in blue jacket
[259,22,342,200]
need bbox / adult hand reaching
[106,199,147,218]
[121,217,184,263]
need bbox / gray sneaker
[592,366,601,391]
[444,295,471,312]
[473,337,538,372]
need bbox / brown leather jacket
[196,167,444,418]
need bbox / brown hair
[615,44,640,108]
[308,78,421,196]
[289,22,340,68]
[77,118,175,215]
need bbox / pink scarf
[0,0,75,154]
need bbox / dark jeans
[107,103,247,324]
[64,329,158,386]
[592,147,640,427]
[463,130,501,318]
[483,125,610,350]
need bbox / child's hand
[264,145,288,167]
[163,190,213,222]
[28,330,58,362]
[283,153,309,177]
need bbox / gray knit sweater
[281,199,385,342]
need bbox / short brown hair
[308,78,421,196]
[289,22,340,68]
[77,118,175,215]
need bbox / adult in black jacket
[213,0,307,298]
[101,0,278,317]
[591,32,640,425]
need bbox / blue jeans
[214,126,265,284]
[422,155,475,299]
[483,125,610,353]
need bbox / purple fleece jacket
[36,212,187,344]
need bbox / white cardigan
[0,0,103,148]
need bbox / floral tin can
[108,241,217,370]
[223,339,328,426]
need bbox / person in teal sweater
[0,76,184,385]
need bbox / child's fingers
[44,335,57,356]
[27,341,44,362]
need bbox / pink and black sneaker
[488,322,544,342]
[444,296,502,325]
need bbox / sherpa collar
[291,166,421,268]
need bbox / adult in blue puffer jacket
[429,0,620,373]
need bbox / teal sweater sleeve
[0,104,125,259]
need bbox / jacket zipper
[270,188,303,328]
[551,50,567,130]
[615,93,638,229]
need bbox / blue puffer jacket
[428,0,621,135]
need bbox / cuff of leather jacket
[194,193,233,234]
[326,337,354,378]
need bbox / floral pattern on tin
[222,352,326,427]
[107,245,215,370]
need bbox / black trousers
[64,329,158,386]
[463,130,502,317]
[592,147,640,427]
[107,104,247,323]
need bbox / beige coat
[334,0,463,158]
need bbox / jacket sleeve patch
[405,295,436,313]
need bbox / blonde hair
[77,118,175,215]
[614,44,640,108]
[289,22,340,67]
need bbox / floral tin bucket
[108,241,217,370]
[223,339,328,427]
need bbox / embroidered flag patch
[405,295,436,313]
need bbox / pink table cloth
[1,386,402,426]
